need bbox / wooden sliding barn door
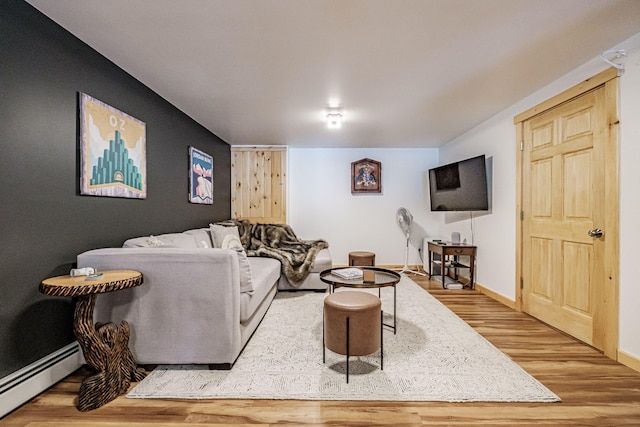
[515,68,619,358]
[231,146,287,224]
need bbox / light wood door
[231,146,287,224]
[517,69,619,358]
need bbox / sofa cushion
[123,233,198,248]
[234,247,254,294]
[277,248,332,291]
[183,228,214,248]
[209,224,252,292]
[310,248,332,273]
[210,224,242,249]
[240,257,280,323]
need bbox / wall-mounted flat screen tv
[428,155,489,211]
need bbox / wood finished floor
[3,275,640,426]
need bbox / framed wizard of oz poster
[79,93,146,199]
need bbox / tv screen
[429,155,489,211]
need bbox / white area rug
[127,277,560,402]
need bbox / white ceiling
[26,0,640,148]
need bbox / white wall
[439,33,640,359]
[288,33,640,361]
[288,148,440,266]
[436,125,516,294]
[618,39,640,359]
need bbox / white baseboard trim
[0,342,84,418]
[618,349,640,373]
[474,282,516,309]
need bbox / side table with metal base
[320,267,400,334]
[39,270,146,411]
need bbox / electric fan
[395,207,426,276]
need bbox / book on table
[332,268,363,279]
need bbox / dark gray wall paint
[0,1,231,378]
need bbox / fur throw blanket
[218,220,328,286]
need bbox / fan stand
[394,235,426,276]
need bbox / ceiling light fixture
[326,112,342,129]
[326,107,343,129]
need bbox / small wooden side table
[426,241,477,289]
[348,251,376,266]
[40,270,146,411]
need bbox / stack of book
[331,268,363,279]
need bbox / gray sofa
[77,226,331,367]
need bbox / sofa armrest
[77,247,242,364]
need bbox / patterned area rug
[127,277,560,402]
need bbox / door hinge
[520,278,524,289]
[520,140,524,151]
[520,210,524,221]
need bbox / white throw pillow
[209,224,253,293]
[210,224,241,248]
[221,233,242,250]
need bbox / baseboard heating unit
[0,342,84,418]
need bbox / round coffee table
[40,270,146,411]
[320,267,401,334]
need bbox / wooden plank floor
[4,275,640,426]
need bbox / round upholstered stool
[348,251,376,266]
[323,291,383,383]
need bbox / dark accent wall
[0,1,231,379]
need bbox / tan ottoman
[348,251,375,266]
[323,291,383,383]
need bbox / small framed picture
[351,158,381,193]
[189,147,213,204]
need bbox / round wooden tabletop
[39,269,143,297]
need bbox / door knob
[588,228,603,238]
